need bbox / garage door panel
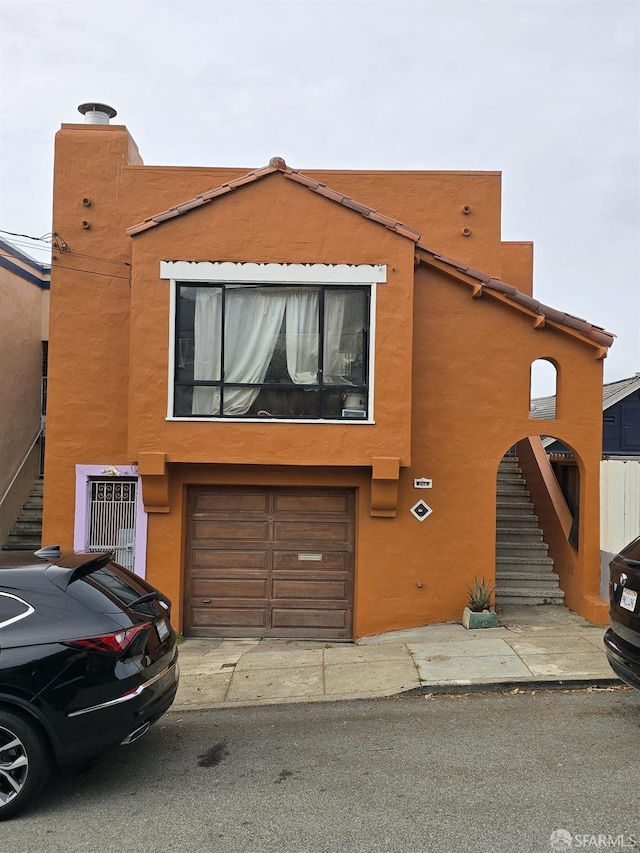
[274,494,350,515]
[273,550,348,570]
[272,580,347,600]
[192,579,268,599]
[274,521,350,542]
[193,520,269,540]
[192,550,268,570]
[194,492,269,513]
[191,607,268,628]
[271,608,348,629]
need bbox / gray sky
[1,0,638,395]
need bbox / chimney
[77,103,117,125]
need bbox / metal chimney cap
[77,103,117,123]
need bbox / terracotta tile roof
[414,245,615,350]
[126,159,614,351]
[126,158,421,241]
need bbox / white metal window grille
[87,479,137,570]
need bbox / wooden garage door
[184,487,355,639]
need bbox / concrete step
[18,509,43,522]
[496,498,535,509]
[496,588,565,606]
[496,557,555,578]
[496,472,526,483]
[13,515,42,532]
[497,485,531,496]
[496,555,555,571]
[495,570,562,590]
[23,499,43,511]
[2,538,41,551]
[496,515,540,528]
[496,527,544,542]
[496,542,549,557]
[497,510,537,521]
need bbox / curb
[399,677,624,697]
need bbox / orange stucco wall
[43,121,607,636]
[501,241,534,295]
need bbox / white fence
[600,459,640,596]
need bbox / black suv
[0,548,179,820]
[604,535,640,692]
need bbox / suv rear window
[0,592,34,628]
[78,562,161,617]
[88,563,149,607]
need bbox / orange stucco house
[43,105,614,639]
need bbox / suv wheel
[0,709,52,820]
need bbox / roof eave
[414,246,615,354]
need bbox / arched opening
[530,359,557,419]
[495,434,581,612]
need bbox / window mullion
[318,287,325,417]
[318,286,325,384]
[175,285,182,387]
[220,285,225,415]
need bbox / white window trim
[160,261,386,284]
[164,262,385,424]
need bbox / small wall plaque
[298,554,323,561]
[414,478,432,489]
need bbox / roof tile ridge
[284,170,421,241]
[127,164,279,235]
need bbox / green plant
[466,577,495,612]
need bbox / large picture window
[174,284,370,419]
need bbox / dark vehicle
[604,535,640,692]
[0,548,179,820]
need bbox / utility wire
[2,229,131,268]
[52,265,131,281]
[0,228,54,243]
[63,250,131,267]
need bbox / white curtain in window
[285,290,319,384]
[193,288,222,415]
[223,289,287,415]
[323,291,349,382]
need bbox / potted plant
[462,577,499,629]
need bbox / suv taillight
[65,621,152,654]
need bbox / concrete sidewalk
[173,605,619,711]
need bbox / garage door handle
[201,599,212,603]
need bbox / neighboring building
[536,374,640,595]
[42,104,614,639]
[0,238,50,547]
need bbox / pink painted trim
[74,465,148,578]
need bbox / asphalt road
[4,687,639,853]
